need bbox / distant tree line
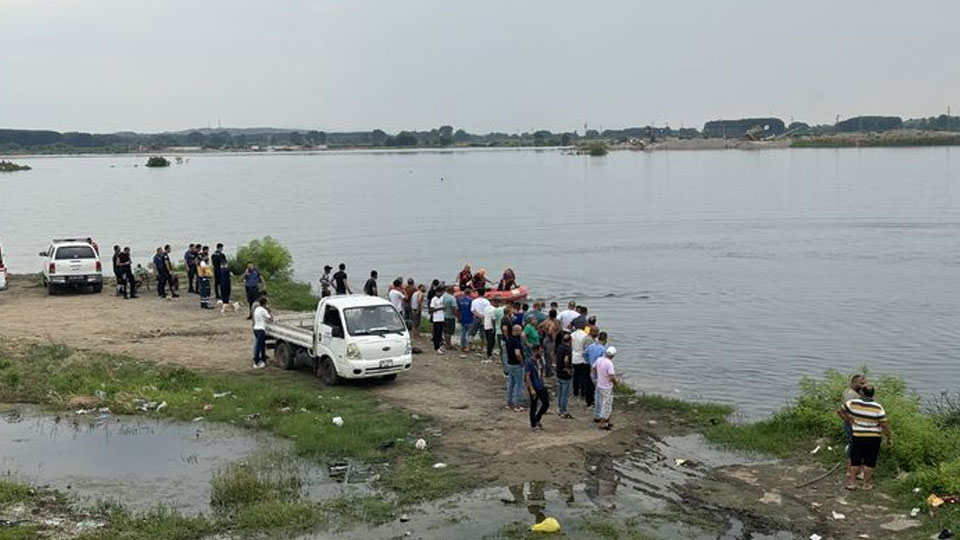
[4,113,960,153]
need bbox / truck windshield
[343,306,406,336]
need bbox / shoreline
[0,273,956,538]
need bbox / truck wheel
[274,342,295,370]
[47,283,57,295]
[380,374,398,382]
[92,283,103,293]
[317,357,341,386]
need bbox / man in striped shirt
[838,385,894,491]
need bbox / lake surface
[1,148,959,416]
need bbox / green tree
[230,237,294,279]
[371,129,387,145]
[438,125,454,146]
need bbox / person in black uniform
[211,243,227,300]
[117,247,138,299]
[111,245,124,296]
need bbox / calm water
[1,148,959,416]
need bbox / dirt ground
[0,275,926,538]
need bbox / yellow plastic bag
[530,517,561,533]
[927,494,945,508]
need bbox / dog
[218,300,244,314]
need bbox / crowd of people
[317,263,622,433]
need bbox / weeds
[0,480,32,505]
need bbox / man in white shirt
[482,299,502,358]
[469,295,491,343]
[570,327,590,399]
[429,293,446,353]
[388,278,406,313]
[252,297,273,369]
[558,301,580,331]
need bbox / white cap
[605,346,617,357]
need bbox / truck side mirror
[39,251,48,257]
[331,327,344,339]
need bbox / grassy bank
[628,371,960,535]
[792,133,960,148]
[0,340,468,538]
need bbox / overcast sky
[2,0,958,134]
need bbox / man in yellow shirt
[838,385,894,491]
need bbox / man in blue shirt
[243,263,264,319]
[584,330,608,419]
[456,286,475,351]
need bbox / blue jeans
[557,378,572,413]
[506,364,524,406]
[252,329,266,365]
[460,322,470,348]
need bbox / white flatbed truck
[264,295,412,385]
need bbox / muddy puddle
[274,434,800,540]
[0,405,370,513]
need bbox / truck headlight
[404,342,412,355]
[346,343,361,359]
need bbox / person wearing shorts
[442,286,458,348]
[839,385,893,491]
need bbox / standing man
[469,293,492,347]
[442,285,458,350]
[555,332,574,419]
[251,296,272,369]
[364,270,379,296]
[522,315,542,361]
[504,323,525,410]
[153,247,168,298]
[483,299,502,358]
[584,330,608,417]
[163,245,179,296]
[184,244,198,294]
[211,243,227,300]
[197,254,213,309]
[333,263,351,295]
[593,347,620,430]
[117,247,137,299]
[403,278,416,325]
[388,278,406,313]
[570,325,590,399]
[318,265,333,297]
[840,374,867,459]
[410,284,425,338]
[525,345,549,432]
[429,289,445,354]
[558,301,579,331]
[218,262,232,304]
[539,309,560,377]
[838,385,893,491]
[456,286,474,351]
[111,245,124,296]
[243,262,264,319]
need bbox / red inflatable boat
[454,285,529,301]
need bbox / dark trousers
[485,329,496,357]
[212,265,221,299]
[220,276,231,304]
[573,364,591,398]
[432,321,444,351]
[246,286,259,316]
[122,268,136,297]
[199,277,211,308]
[157,273,167,297]
[253,329,266,364]
[529,387,549,427]
[187,265,197,292]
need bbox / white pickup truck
[40,239,103,294]
[264,295,412,385]
[0,238,7,290]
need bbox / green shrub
[145,156,170,168]
[229,237,293,279]
[578,141,608,156]
[266,277,319,312]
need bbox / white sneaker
[254,362,266,369]
[436,348,445,355]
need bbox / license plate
[66,276,85,282]
[379,359,394,368]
